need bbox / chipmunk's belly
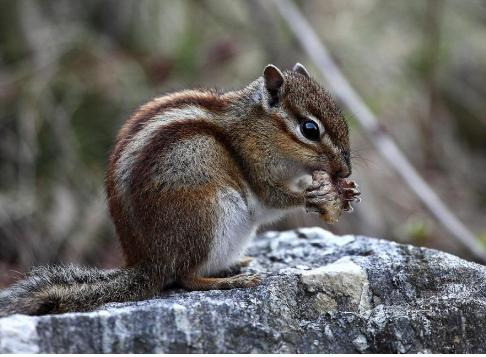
[198,188,294,276]
[198,188,257,276]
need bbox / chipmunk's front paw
[339,179,361,213]
[304,171,342,223]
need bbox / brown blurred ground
[1,0,485,287]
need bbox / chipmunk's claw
[340,179,361,203]
[343,205,354,213]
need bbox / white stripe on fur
[114,106,210,200]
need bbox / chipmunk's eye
[300,120,320,141]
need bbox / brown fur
[0,64,351,316]
[109,90,229,170]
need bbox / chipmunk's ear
[292,62,310,78]
[263,64,284,106]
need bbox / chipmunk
[0,63,360,316]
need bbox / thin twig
[272,0,486,262]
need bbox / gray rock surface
[1,227,486,353]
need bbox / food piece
[304,171,361,224]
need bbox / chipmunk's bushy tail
[0,265,152,317]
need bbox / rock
[1,227,486,353]
[300,256,371,313]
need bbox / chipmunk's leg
[179,273,261,291]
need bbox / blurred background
[1,0,485,287]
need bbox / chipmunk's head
[254,63,351,180]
